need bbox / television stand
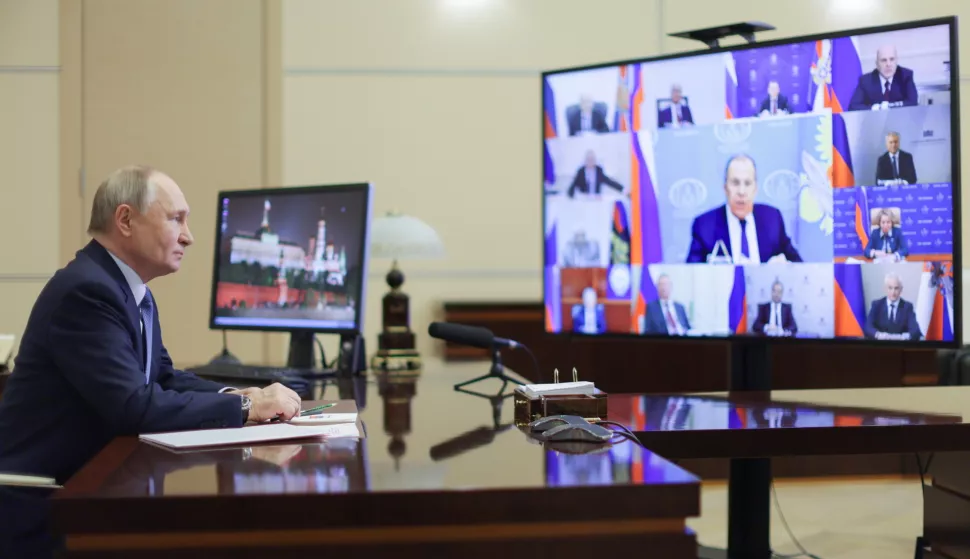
[699,340,772,559]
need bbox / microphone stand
[453,345,526,395]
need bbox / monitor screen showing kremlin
[209,183,372,333]
[542,17,960,345]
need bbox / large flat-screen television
[542,17,960,347]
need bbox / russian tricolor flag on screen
[729,266,747,334]
[724,53,738,120]
[917,262,955,342]
[834,264,865,337]
[543,224,561,332]
[811,37,862,188]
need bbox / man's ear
[115,204,134,237]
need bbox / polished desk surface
[610,386,966,459]
[53,365,699,538]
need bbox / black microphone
[427,322,519,349]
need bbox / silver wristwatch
[240,395,252,423]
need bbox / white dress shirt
[725,207,760,264]
[770,302,781,329]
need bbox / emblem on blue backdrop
[668,178,707,211]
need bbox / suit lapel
[81,240,145,373]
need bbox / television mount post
[667,22,775,49]
[666,22,776,559]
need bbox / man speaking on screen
[686,154,802,264]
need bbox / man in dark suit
[571,287,607,334]
[759,81,790,116]
[752,280,798,336]
[657,84,694,128]
[0,165,302,488]
[686,154,802,263]
[864,209,909,259]
[848,45,919,111]
[566,95,610,136]
[875,131,917,185]
[864,272,922,340]
[640,275,691,335]
[568,149,625,198]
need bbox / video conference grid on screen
[543,21,957,343]
[211,187,369,331]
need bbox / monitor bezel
[540,16,962,348]
[208,182,373,335]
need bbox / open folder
[140,421,360,450]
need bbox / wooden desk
[52,366,700,558]
[608,387,970,558]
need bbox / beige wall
[0,0,60,356]
[3,0,969,370]
[281,0,665,359]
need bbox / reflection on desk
[53,364,702,558]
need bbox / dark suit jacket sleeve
[598,168,623,192]
[567,168,583,198]
[156,345,228,393]
[48,281,243,434]
[895,228,909,256]
[903,152,917,184]
[864,228,879,258]
[905,303,922,339]
[848,76,870,111]
[752,304,767,333]
[863,301,879,338]
[773,212,802,262]
[784,304,797,334]
[593,106,610,133]
[903,70,918,106]
[875,154,889,183]
[686,217,706,263]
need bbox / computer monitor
[209,183,373,368]
[542,17,960,349]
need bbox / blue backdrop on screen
[653,113,834,263]
[832,183,954,257]
[730,42,816,118]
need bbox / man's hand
[767,254,789,264]
[248,383,302,422]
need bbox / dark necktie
[883,80,890,99]
[771,99,776,114]
[882,235,889,252]
[739,218,750,259]
[140,290,154,385]
[892,154,898,178]
[889,302,896,323]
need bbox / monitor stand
[699,340,772,559]
[208,330,241,365]
[287,331,316,369]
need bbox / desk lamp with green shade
[369,210,444,373]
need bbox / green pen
[300,403,337,416]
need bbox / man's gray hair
[87,165,158,235]
[885,271,902,287]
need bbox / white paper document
[140,421,360,450]
[516,381,594,398]
[288,412,358,425]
